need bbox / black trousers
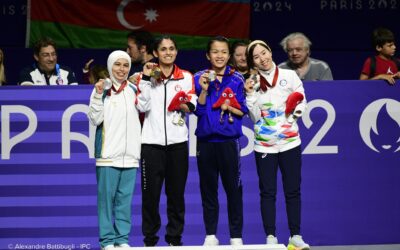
[141,142,189,246]
[196,139,243,238]
[254,145,302,236]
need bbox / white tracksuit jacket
[246,64,307,153]
[136,65,197,146]
[88,82,141,168]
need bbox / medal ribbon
[260,67,279,92]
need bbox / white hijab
[107,50,131,87]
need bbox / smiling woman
[87,50,142,250]
[244,39,310,249]
[193,36,249,247]
[136,36,198,247]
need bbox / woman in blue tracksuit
[194,36,248,246]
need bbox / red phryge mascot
[285,92,304,123]
[212,87,241,123]
[168,91,190,126]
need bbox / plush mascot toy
[168,91,189,126]
[212,87,241,123]
[285,92,304,124]
[285,92,304,116]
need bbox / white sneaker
[230,238,243,246]
[266,235,278,244]
[101,245,115,250]
[288,235,310,250]
[115,243,130,248]
[203,235,219,246]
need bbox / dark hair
[229,40,249,67]
[206,36,230,54]
[246,41,271,69]
[33,37,57,56]
[372,27,395,49]
[230,40,249,55]
[127,30,155,54]
[153,35,178,52]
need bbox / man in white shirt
[19,37,77,85]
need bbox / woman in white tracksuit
[136,36,197,246]
[245,40,310,250]
[88,50,141,250]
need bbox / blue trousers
[254,145,302,236]
[96,166,137,247]
[196,140,243,238]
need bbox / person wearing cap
[278,32,333,81]
[194,36,248,247]
[88,50,142,250]
[245,40,310,250]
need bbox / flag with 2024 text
[27,0,250,49]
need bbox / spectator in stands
[230,40,250,79]
[0,48,6,85]
[82,59,109,84]
[359,27,400,85]
[279,32,333,81]
[126,30,156,75]
[88,50,141,250]
[136,36,197,247]
[194,36,248,247]
[245,40,310,250]
[19,37,77,85]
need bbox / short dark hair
[372,27,395,49]
[153,35,178,52]
[33,37,56,56]
[127,30,155,54]
[229,40,249,67]
[230,40,248,55]
[206,36,230,54]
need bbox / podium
[129,244,287,250]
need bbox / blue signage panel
[0,81,399,247]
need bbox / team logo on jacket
[175,85,182,92]
[359,98,400,153]
[279,79,287,87]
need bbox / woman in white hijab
[88,50,141,250]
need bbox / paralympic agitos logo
[359,99,400,153]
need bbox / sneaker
[115,243,130,248]
[101,245,115,250]
[288,235,310,250]
[230,238,243,246]
[266,235,278,244]
[203,235,219,246]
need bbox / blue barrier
[0,80,399,247]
